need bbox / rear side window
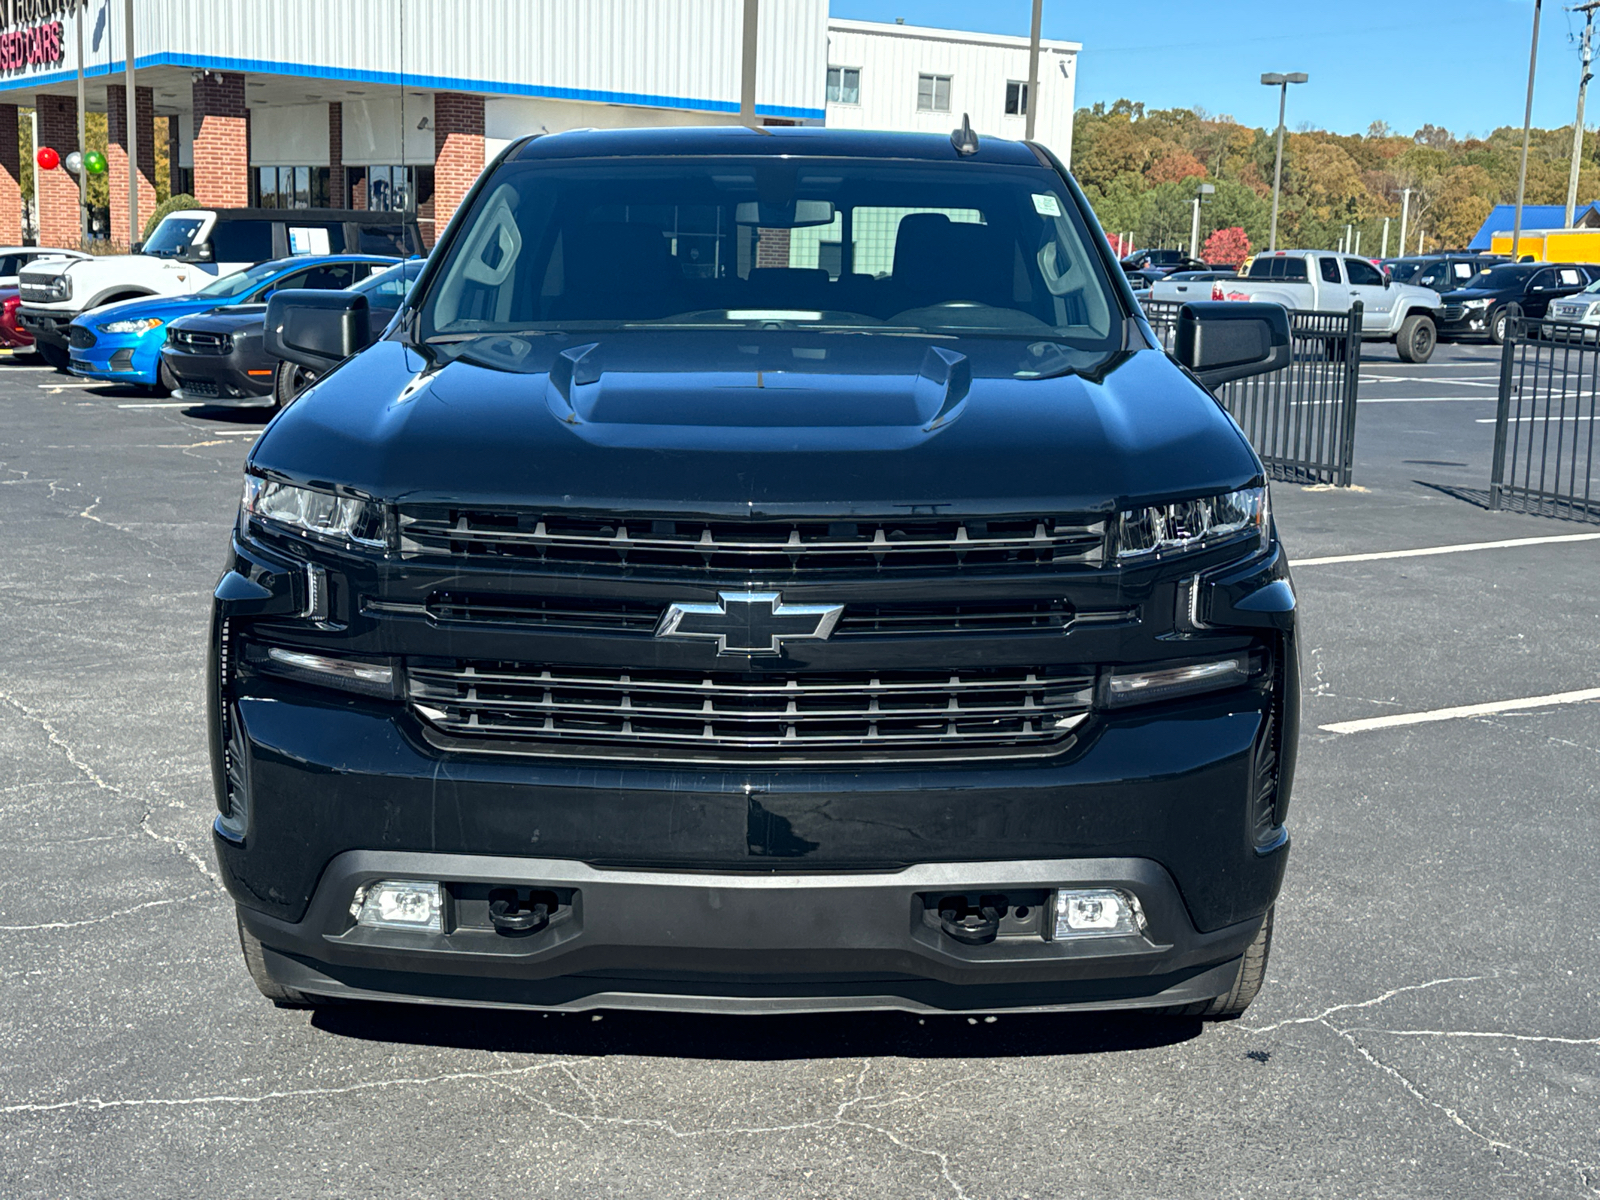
[209,220,275,264]
[357,225,413,255]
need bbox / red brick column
[0,106,20,246]
[191,72,249,208]
[432,92,484,245]
[35,93,79,249]
[327,101,344,210]
[106,84,156,247]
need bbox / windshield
[419,157,1121,351]
[194,261,285,299]
[143,215,207,258]
[1387,260,1425,284]
[1467,265,1533,292]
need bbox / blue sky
[830,1,1588,138]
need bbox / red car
[0,285,33,351]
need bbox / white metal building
[822,19,1079,166]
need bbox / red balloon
[35,147,58,171]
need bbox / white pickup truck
[18,207,421,369]
[1222,250,1443,362]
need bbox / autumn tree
[1202,226,1251,265]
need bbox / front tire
[1490,308,1509,346]
[1166,905,1274,1019]
[237,909,319,1008]
[273,360,317,409]
[1395,314,1436,363]
[36,341,69,372]
[153,359,178,397]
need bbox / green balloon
[83,150,107,175]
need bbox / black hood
[174,305,267,334]
[249,333,1262,517]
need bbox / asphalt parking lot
[1,339,1597,1199]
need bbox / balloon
[63,150,82,175]
[35,147,57,170]
[83,150,106,175]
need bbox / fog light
[1053,888,1145,939]
[356,880,442,932]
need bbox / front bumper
[237,852,1266,1014]
[163,344,275,407]
[68,330,163,385]
[17,306,73,348]
[1437,308,1492,340]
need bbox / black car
[163,258,420,408]
[1438,261,1599,343]
[1121,250,1207,288]
[214,125,1298,1019]
[1387,253,1503,293]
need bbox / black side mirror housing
[180,241,213,263]
[1173,301,1292,390]
[130,240,144,254]
[265,289,372,372]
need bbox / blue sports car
[67,254,399,391]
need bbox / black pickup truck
[212,125,1299,1019]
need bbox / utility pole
[739,0,758,127]
[75,0,87,244]
[1513,0,1544,259]
[124,0,139,248]
[1261,72,1308,252]
[1024,0,1042,141]
[1381,216,1391,257]
[1398,188,1413,262]
[1566,1,1599,228]
[1188,182,1214,259]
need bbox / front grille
[402,591,1128,639]
[20,281,65,303]
[177,377,220,397]
[1440,304,1465,322]
[397,510,1107,574]
[169,328,231,353]
[68,325,96,349]
[406,660,1096,763]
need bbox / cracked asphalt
[1,342,1597,1198]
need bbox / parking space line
[38,381,104,389]
[1293,531,1600,566]
[1474,415,1589,423]
[117,402,191,408]
[1355,396,1497,404]
[1320,687,1600,735]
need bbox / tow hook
[488,888,555,935]
[938,894,1008,945]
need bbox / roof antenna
[951,114,979,156]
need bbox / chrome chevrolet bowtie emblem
[656,591,844,655]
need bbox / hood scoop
[543,340,970,433]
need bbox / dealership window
[1005,81,1029,116]
[253,166,330,210]
[826,66,860,104]
[917,74,951,113]
[357,165,436,215]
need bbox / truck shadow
[311,1003,1204,1059]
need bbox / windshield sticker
[1032,193,1062,217]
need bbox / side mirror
[131,240,144,254]
[1382,276,1391,288]
[265,289,371,371]
[181,241,213,263]
[1174,301,1292,390]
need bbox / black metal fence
[1142,299,1363,486]
[1490,305,1600,522]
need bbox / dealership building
[0,0,1079,250]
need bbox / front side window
[1345,258,1383,287]
[420,155,1123,361]
[1319,257,1341,284]
[1005,81,1029,116]
[917,74,952,112]
[143,215,207,258]
[826,67,860,104]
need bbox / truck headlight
[1459,298,1491,311]
[99,316,165,334]
[1116,486,1267,560]
[242,474,387,549]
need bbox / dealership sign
[0,0,70,74]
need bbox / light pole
[1397,187,1413,264]
[1565,1,1598,228]
[1261,71,1307,253]
[1512,0,1543,259]
[1189,182,1214,260]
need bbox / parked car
[163,257,424,408]
[219,125,1299,1020]
[1542,272,1600,334]
[1149,269,1240,303]
[1436,262,1599,344]
[1122,251,1208,288]
[66,254,398,392]
[19,208,421,370]
[1227,250,1442,361]
[1385,254,1502,293]
[0,286,30,352]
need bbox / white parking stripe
[1320,688,1600,735]
[1356,396,1497,404]
[1474,415,1590,423]
[116,402,191,409]
[1292,531,1600,566]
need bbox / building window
[360,164,435,214]
[253,165,329,210]
[826,66,860,105]
[1005,80,1029,116]
[917,74,951,113]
